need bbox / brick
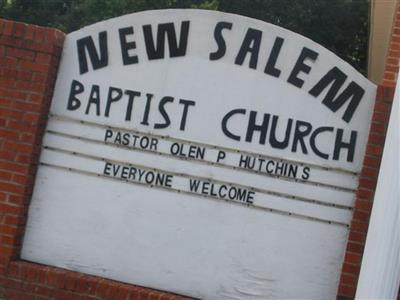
[350,220,369,233]
[25,25,35,41]
[31,73,47,84]
[385,64,399,73]
[0,88,28,100]
[384,72,396,80]
[0,78,16,88]
[3,20,14,36]
[5,289,35,300]
[6,47,35,61]
[368,132,385,145]
[0,225,19,236]
[344,252,361,266]
[340,274,357,286]
[0,128,20,140]
[382,87,395,102]
[8,194,26,206]
[22,282,52,296]
[7,120,36,133]
[7,262,20,278]
[15,81,46,94]
[360,166,379,178]
[108,283,121,299]
[0,245,16,257]
[148,292,161,300]
[0,161,29,174]
[0,182,25,194]
[46,269,66,288]
[19,60,50,74]
[0,108,24,120]
[358,177,377,190]
[0,235,16,246]
[0,35,22,48]
[0,55,18,66]
[17,70,33,81]
[15,154,33,164]
[12,174,29,185]
[338,284,356,297]
[4,215,25,226]
[96,280,111,298]
[76,275,98,295]
[346,242,364,254]
[363,155,381,169]
[390,42,400,50]
[22,113,40,124]
[0,19,4,35]
[65,272,83,291]
[4,140,34,154]
[371,111,388,124]
[117,285,130,300]
[0,170,12,181]
[382,79,396,87]
[14,22,27,38]
[366,144,383,156]
[136,288,151,300]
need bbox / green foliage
[0,0,369,74]
[217,0,369,74]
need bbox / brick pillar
[0,19,192,300]
[337,1,400,298]
[0,18,65,269]
[337,85,394,299]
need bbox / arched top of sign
[53,9,376,173]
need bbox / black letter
[141,93,153,126]
[264,37,284,77]
[67,80,84,111]
[143,21,190,60]
[105,87,123,117]
[77,31,108,74]
[269,116,293,149]
[221,109,247,141]
[154,96,174,129]
[119,27,138,65]
[310,126,334,160]
[178,99,195,131]
[301,167,310,180]
[287,47,318,88]
[235,28,262,69]
[245,111,270,144]
[309,67,365,123]
[291,120,312,154]
[124,90,141,121]
[217,151,226,162]
[209,22,233,60]
[333,129,357,162]
[85,84,100,116]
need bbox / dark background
[0,0,370,74]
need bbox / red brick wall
[0,19,193,300]
[337,1,400,299]
[383,1,400,87]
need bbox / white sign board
[22,10,376,299]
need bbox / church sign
[21,10,376,299]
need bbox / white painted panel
[22,9,376,299]
[38,148,352,225]
[23,167,349,299]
